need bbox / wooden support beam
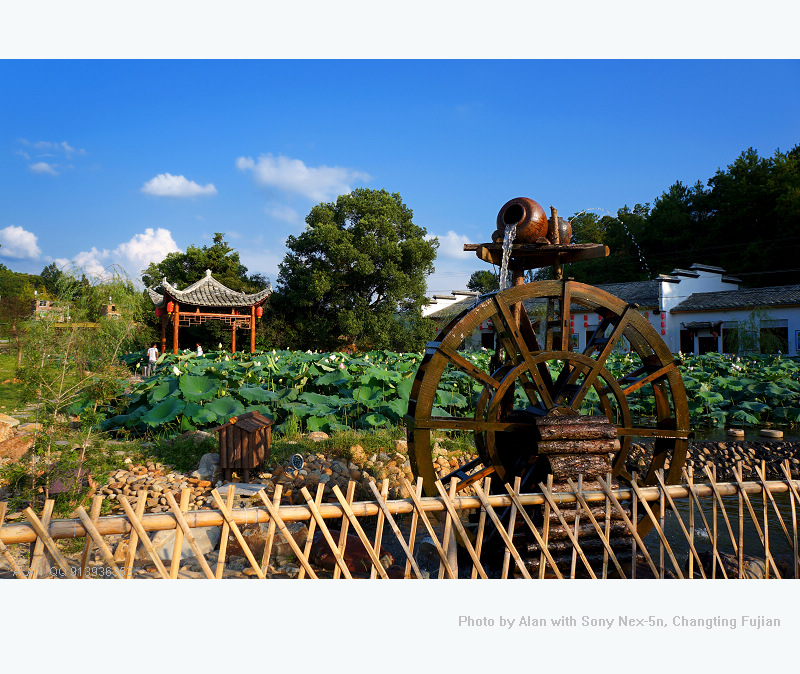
[250,305,256,353]
[172,302,179,354]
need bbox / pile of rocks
[0,412,41,462]
[247,434,480,506]
[625,439,800,481]
[99,461,215,513]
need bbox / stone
[17,422,42,433]
[226,521,308,559]
[0,434,34,460]
[306,431,329,442]
[760,428,783,438]
[309,529,393,575]
[0,424,13,443]
[138,525,221,562]
[392,439,408,453]
[0,414,20,428]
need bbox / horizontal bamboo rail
[2,479,799,546]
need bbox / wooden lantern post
[250,305,256,353]
[172,302,180,354]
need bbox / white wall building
[426,263,800,356]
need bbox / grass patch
[269,424,407,466]
[0,353,26,413]
[146,434,219,473]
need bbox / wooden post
[172,302,180,354]
[250,305,256,353]
[231,319,236,354]
[160,313,167,354]
[550,205,563,279]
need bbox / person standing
[146,343,159,376]
[196,342,204,357]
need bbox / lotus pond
[78,350,800,439]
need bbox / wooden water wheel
[407,278,691,538]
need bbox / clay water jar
[493,197,549,244]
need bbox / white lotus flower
[172,365,181,376]
[339,363,345,370]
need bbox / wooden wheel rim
[408,280,690,519]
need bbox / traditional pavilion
[147,270,272,354]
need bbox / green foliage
[142,233,264,292]
[466,270,499,294]
[562,144,800,286]
[266,188,438,352]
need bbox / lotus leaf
[205,397,245,420]
[183,402,219,425]
[358,412,389,428]
[141,398,186,426]
[179,375,223,402]
[237,386,278,403]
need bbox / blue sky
[1,59,799,295]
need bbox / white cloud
[0,225,42,259]
[141,173,217,198]
[113,228,181,277]
[264,202,302,225]
[429,230,472,259]
[29,161,59,175]
[236,153,371,202]
[52,228,181,284]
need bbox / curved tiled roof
[147,270,272,308]
[671,285,800,313]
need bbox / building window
[679,330,694,354]
[481,332,494,350]
[760,324,789,354]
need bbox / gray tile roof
[426,280,660,322]
[671,285,800,313]
[147,270,272,308]
[593,281,660,309]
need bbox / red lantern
[661,312,666,319]
[712,331,718,338]
[645,311,649,317]
[256,306,263,317]
[166,301,174,313]
[155,307,161,317]
[661,329,666,335]
[661,320,666,328]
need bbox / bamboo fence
[1,459,799,580]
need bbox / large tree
[466,270,499,294]
[269,188,438,351]
[141,233,264,293]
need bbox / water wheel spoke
[559,279,572,351]
[564,307,633,409]
[518,303,556,393]
[492,296,554,408]
[436,343,501,390]
[618,360,679,396]
[440,457,497,492]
